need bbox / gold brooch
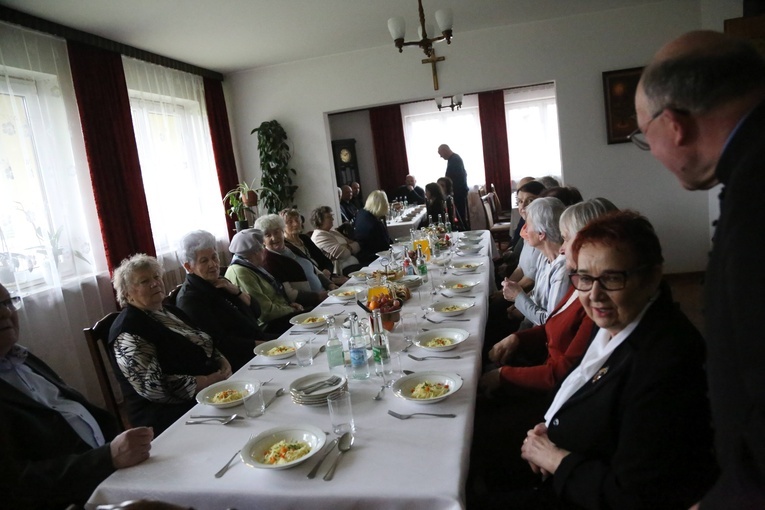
[591,367,609,383]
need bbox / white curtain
[504,83,562,183]
[0,22,116,404]
[121,57,229,288]
[401,94,485,189]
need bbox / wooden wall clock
[331,138,360,187]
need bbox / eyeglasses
[569,266,648,291]
[628,109,664,151]
[0,296,22,311]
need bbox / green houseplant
[223,181,278,231]
[251,120,298,213]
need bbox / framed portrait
[602,67,644,144]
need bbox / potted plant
[251,120,298,213]
[223,181,279,231]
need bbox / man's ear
[665,109,695,147]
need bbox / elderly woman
[502,197,569,329]
[254,214,333,308]
[480,198,618,396]
[354,190,393,265]
[175,230,270,371]
[499,180,547,286]
[281,208,348,286]
[424,182,447,227]
[109,254,232,434]
[512,211,717,509]
[310,206,362,276]
[224,228,303,334]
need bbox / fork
[408,354,461,361]
[248,362,293,370]
[425,317,470,324]
[387,410,457,420]
[296,375,341,394]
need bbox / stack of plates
[289,372,348,406]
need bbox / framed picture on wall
[602,66,644,144]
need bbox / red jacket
[499,286,595,391]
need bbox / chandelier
[436,94,462,111]
[387,1,453,57]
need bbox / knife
[306,438,339,479]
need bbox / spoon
[264,387,286,408]
[312,345,327,359]
[323,432,354,481]
[186,414,241,425]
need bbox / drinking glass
[243,381,266,418]
[327,390,356,435]
[294,339,313,367]
[401,312,418,345]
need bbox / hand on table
[111,426,153,469]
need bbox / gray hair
[179,230,216,264]
[311,206,334,228]
[253,213,286,234]
[525,197,565,244]
[364,190,389,217]
[641,32,765,115]
[112,253,162,308]
[538,176,561,189]
[559,198,619,238]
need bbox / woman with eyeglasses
[309,205,362,276]
[511,211,717,509]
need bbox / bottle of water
[417,245,429,283]
[370,310,392,376]
[325,316,345,376]
[348,313,370,380]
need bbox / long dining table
[87,231,496,510]
[386,204,427,239]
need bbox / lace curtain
[121,57,230,288]
[0,22,115,404]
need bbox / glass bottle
[437,214,444,232]
[417,245,429,283]
[428,214,433,228]
[370,310,392,376]
[325,316,345,376]
[348,313,370,380]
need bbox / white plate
[414,328,469,352]
[450,260,484,272]
[398,275,422,288]
[254,339,297,359]
[241,425,326,470]
[391,371,463,404]
[457,245,482,255]
[328,286,364,301]
[457,237,481,246]
[196,380,255,408]
[289,372,347,398]
[431,299,475,316]
[442,278,479,293]
[460,231,484,239]
[348,268,372,280]
[289,312,327,329]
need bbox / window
[123,57,228,281]
[504,83,562,184]
[1,50,100,291]
[401,94,484,189]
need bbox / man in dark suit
[438,144,469,228]
[339,184,358,223]
[0,283,153,509]
[392,175,426,205]
[350,181,363,210]
[635,31,765,509]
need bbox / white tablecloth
[87,231,496,510]
[386,205,427,240]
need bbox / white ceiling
[0,0,658,75]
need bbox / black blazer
[353,209,392,265]
[176,272,266,371]
[0,353,119,509]
[702,99,765,509]
[546,287,718,509]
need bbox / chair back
[164,284,182,307]
[83,312,130,431]
[480,195,495,229]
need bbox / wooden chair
[83,312,130,431]
[490,184,514,223]
[481,194,513,252]
[163,284,183,307]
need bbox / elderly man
[339,185,358,223]
[351,181,363,209]
[438,144,469,228]
[635,30,765,508]
[392,175,425,205]
[0,283,153,509]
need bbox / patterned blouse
[113,308,223,403]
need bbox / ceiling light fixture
[435,94,462,111]
[388,0,453,91]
